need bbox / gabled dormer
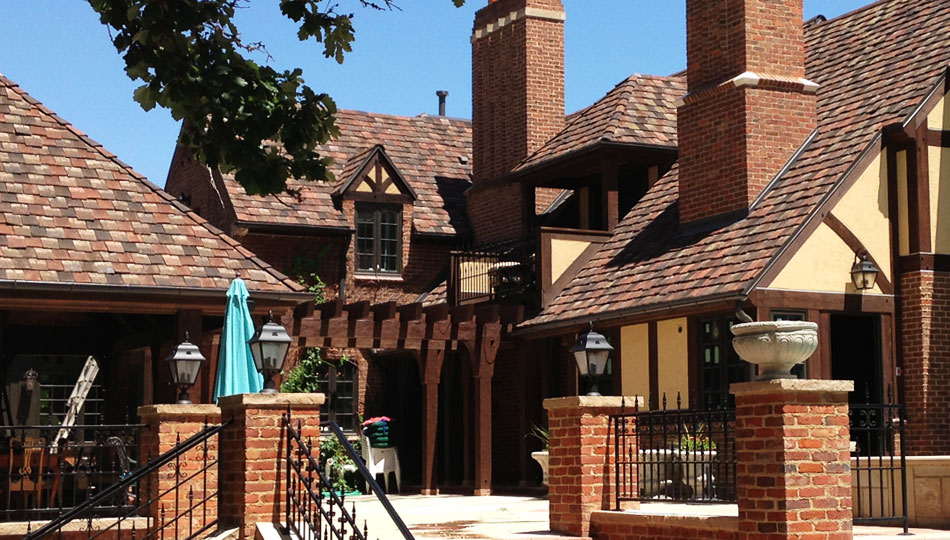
[336,145,416,277]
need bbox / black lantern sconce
[570,323,614,397]
[850,250,880,291]
[166,332,206,404]
[248,311,292,393]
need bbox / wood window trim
[354,203,403,275]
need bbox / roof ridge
[811,0,893,27]
[2,75,304,293]
[338,107,472,125]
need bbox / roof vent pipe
[436,90,448,116]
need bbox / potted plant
[527,423,550,486]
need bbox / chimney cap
[436,90,449,97]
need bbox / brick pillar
[731,380,853,540]
[218,393,324,540]
[544,396,639,538]
[138,404,222,532]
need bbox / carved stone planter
[531,450,549,486]
[731,321,818,380]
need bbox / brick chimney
[468,0,565,244]
[677,0,818,225]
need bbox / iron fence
[24,419,226,540]
[283,413,414,540]
[449,237,537,304]
[613,394,736,508]
[850,387,908,533]
[1,423,143,522]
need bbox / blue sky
[0,1,871,187]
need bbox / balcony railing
[449,237,537,305]
[1,423,143,522]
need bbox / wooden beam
[750,289,894,314]
[907,120,933,253]
[420,346,444,495]
[823,212,894,294]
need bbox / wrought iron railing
[850,387,908,533]
[613,394,736,508]
[449,237,537,305]
[1,423,143,523]
[24,419,227,540]
[283,413,414,540]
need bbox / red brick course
[138,405,222,536]
[590,511,737,540]
[470,0,565,243]
[217,394,323,540]
[544,396,631,538]
[678,0,816,224]
[731,380,853,540]
[901,270,950,455]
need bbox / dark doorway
[379,355,422,488]
[436,350,473,490]
[830,314,883,404]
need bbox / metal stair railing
[24,419,230,540]
[283,412,414,540]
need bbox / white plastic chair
[360,433,401,494]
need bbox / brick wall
[138,405,222,535]
[469,0,565,243]
[901,270,950,455]
[164,146,233,231]
[732,380,852,540]
[678,0,816,224]
[590,512,737,540]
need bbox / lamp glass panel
[261,342,287,371]
[588,349,609,376]
[249,342,264,371]
[181,357,203,384]
[573,350,589,375]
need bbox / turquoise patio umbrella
[213,278,263,401]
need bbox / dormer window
[336,145,416,277]
[356,204,401,273]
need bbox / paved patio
[353,494,950,540]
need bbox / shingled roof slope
[515,73,684,173]
[223,110,472,237]
[0,75,303,293]
[526,0,950,329]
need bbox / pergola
[293,300,524,494]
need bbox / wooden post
[420,347,444,495]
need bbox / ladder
[52,356,99,451]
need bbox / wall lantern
[248,310,292,394]
[570,323,614,397]
[166,332,206,404]
[21,368,39,392]
[850,251,880,291]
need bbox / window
[355,205,401,274]
[772,310,808,379]
[315,361,358,432]
[699,317,751,409]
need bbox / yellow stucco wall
[657,318,689,409]
[929,146,950,253]
[928,93,947,128]
[767,150,889,294]
[621,324,650,408]
[768,222,885,294]
[550,238,591,283]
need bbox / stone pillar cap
[218,392,325,408]
[730,379,854,396]
[138,404,222,418]
[543,395,643,411]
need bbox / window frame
[354,203,403,275]
[315,360,360,433]
[697,316,752,409]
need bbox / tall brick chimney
[468,0,565,244]
[677,0,818,225]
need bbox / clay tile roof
[0,75,304,294]
[525,0,950,330]
[224,111,473,237]
[515,73,685,172]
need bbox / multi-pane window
[772,310,808,379]
[356,205,401,274]
[314,361,358,432]
[699,318,751,409]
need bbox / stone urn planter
[731,321,818,380]
[531,451,549,486]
